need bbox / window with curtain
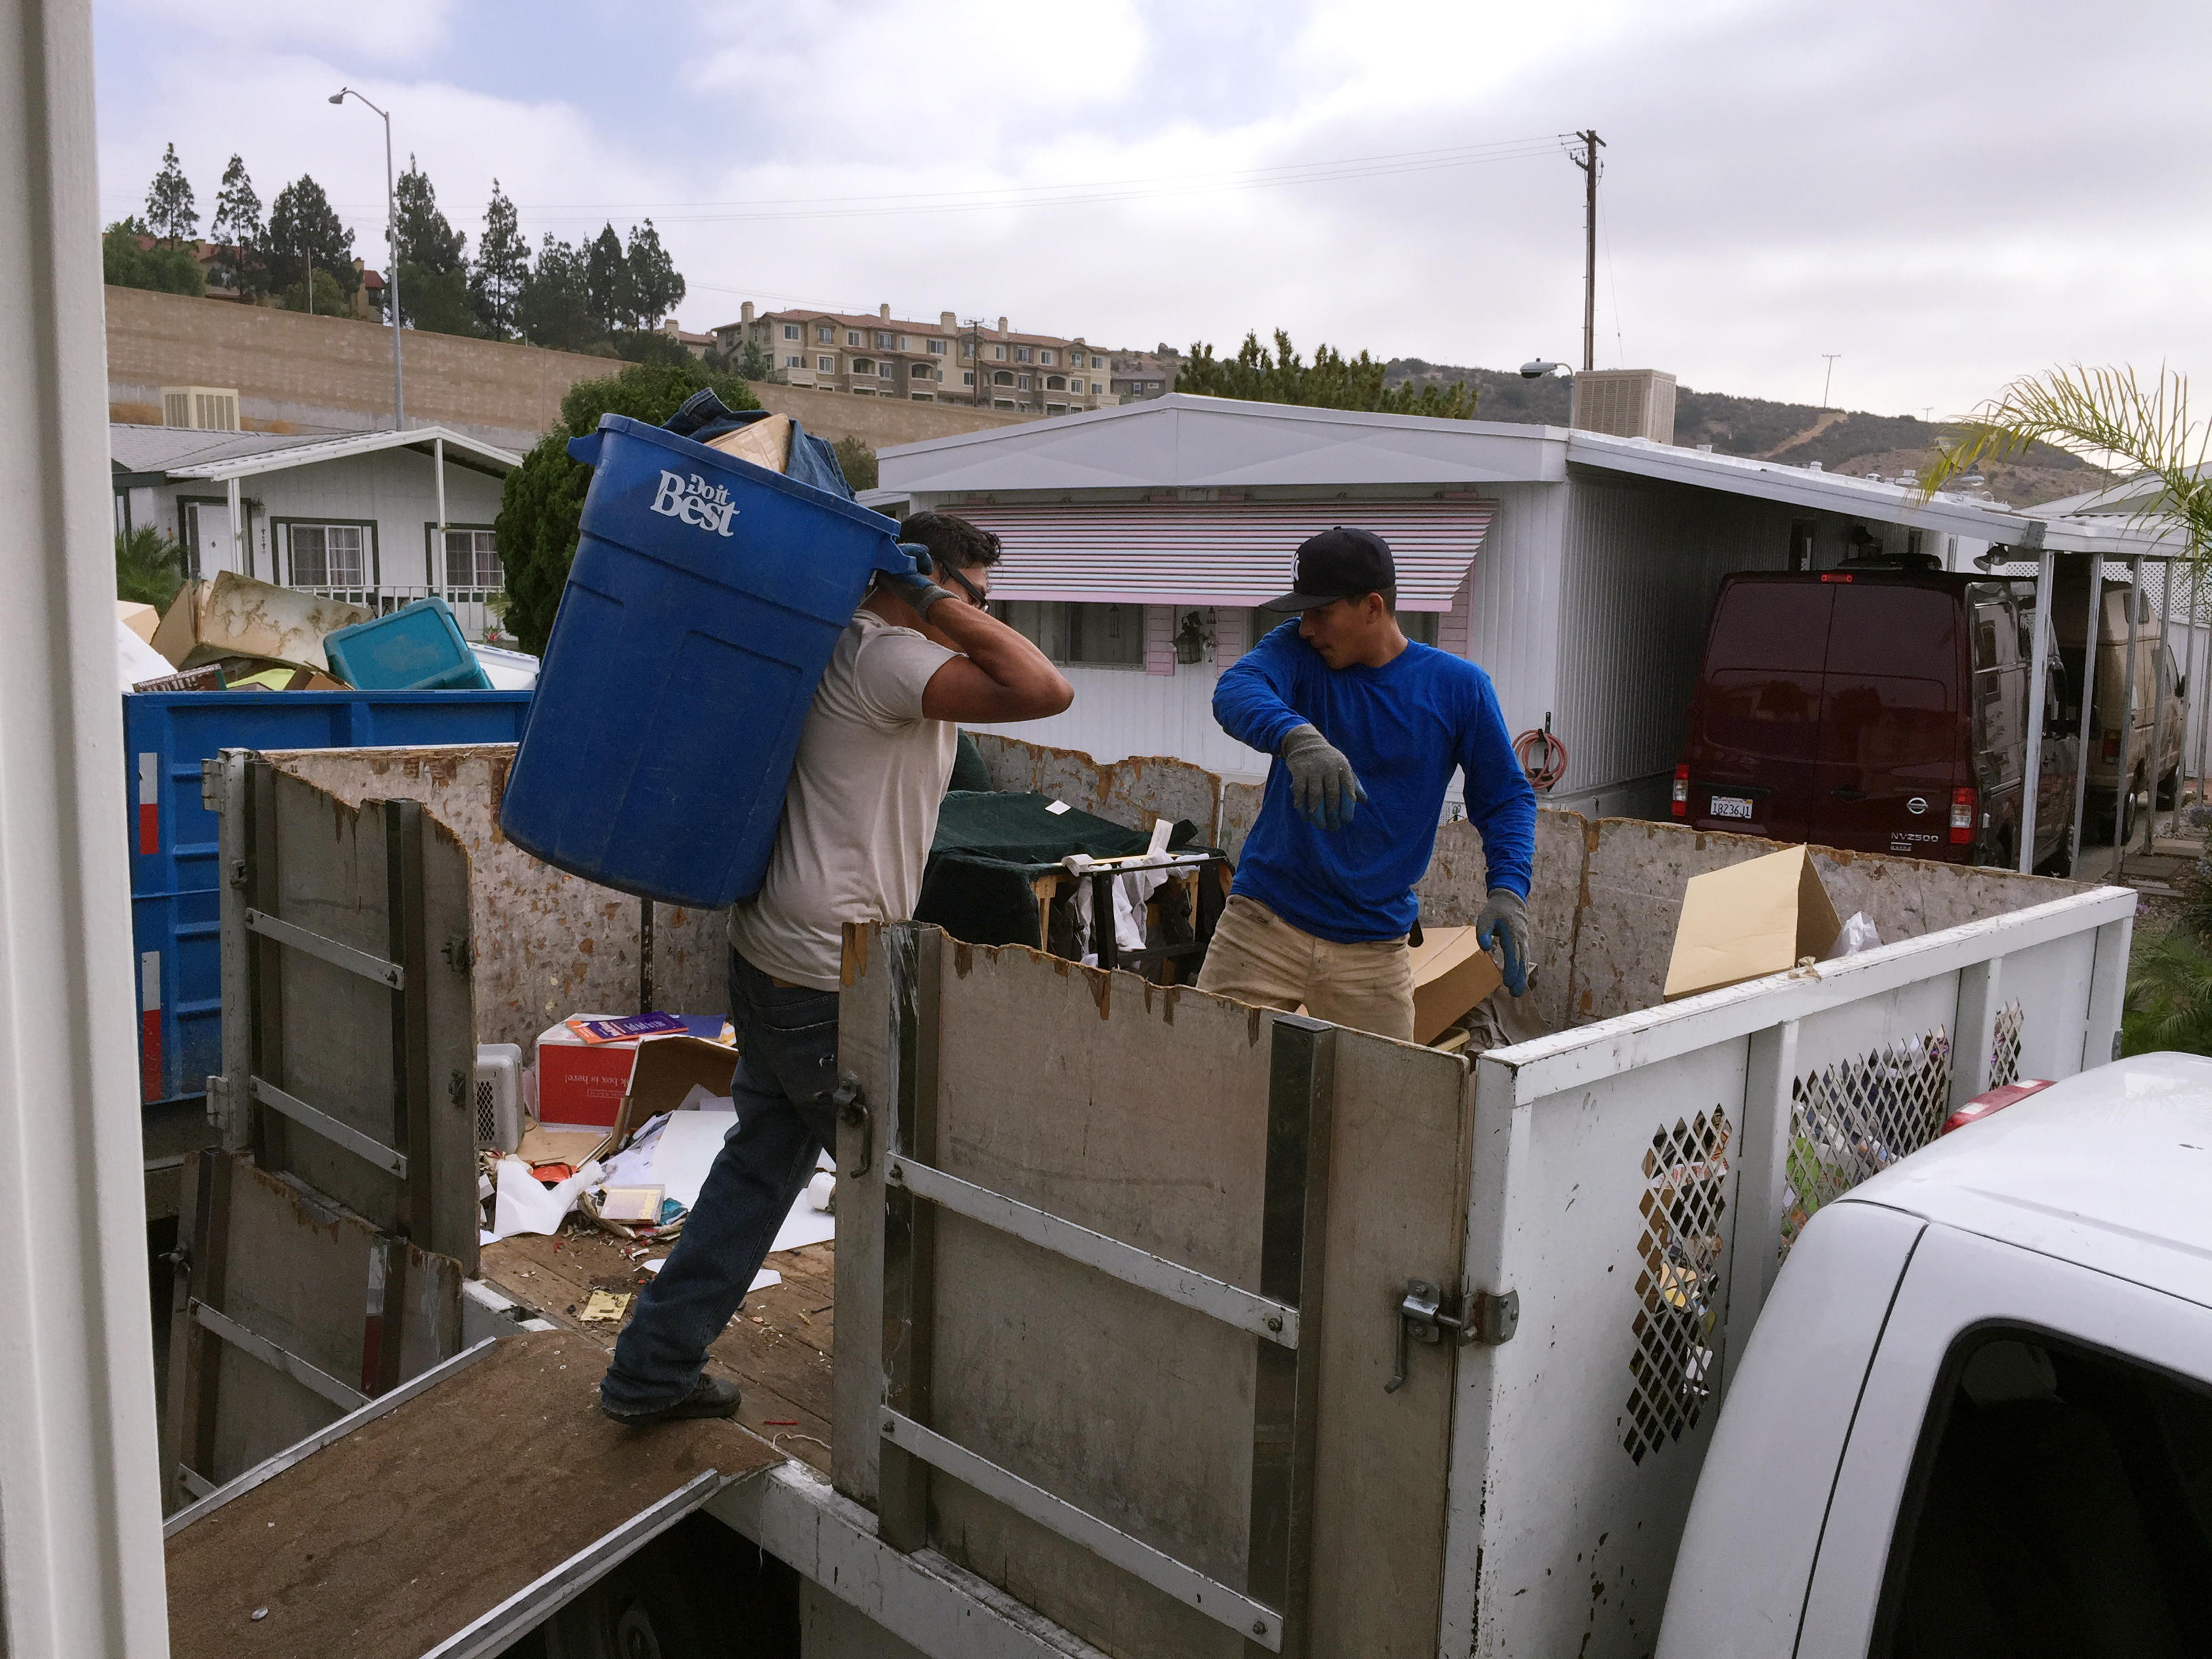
[289,523,365,587]
[445,528,501,590]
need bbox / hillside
[1382,359,2099,507]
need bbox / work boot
[601,1371,742,1427]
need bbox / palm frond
[1917,365,2212,557]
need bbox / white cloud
[91,0,2212,417]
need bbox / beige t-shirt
[726,608,959,990]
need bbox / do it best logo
[649,470,739,536]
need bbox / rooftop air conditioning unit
[474,1043,524,1153]
[161,386,240,432]
[1570,369,1677,444]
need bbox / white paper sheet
[641,1259,779,1294]
[491,1155,603,1240]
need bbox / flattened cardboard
[117,600,159,644]
[1663,844,1842,1001]
[1408,924,1507,1045]
[165,572,371,674]
[151,581,212,668]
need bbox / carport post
[2068,560,2104,875]
[226,474,243,579]
[2019,549,2055,873]
[2111,556,2144,882]
[432,436,447,594]
[2144,558,2172,850]
[2185,571,2203,827]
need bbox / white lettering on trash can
[649,470,739,537]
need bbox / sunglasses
[943,564,990,608]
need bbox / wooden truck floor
[477,1229,840,1477]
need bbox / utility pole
[1570,129,1605,373]
[1820,353,1842,410]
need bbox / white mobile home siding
[159,449,506,588]
[1549,476,1795,815]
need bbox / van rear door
[1812,580,1964,859]
[1687,578,1834,842]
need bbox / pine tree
[584,224,630,333]
[516,234,596,352]
[394,156,466,273]
[209,155,262,292]
[470,180,529,338]
[267,175,358,304]
[624,219,685,328]
[144,143,198,247]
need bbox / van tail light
[2102,731,2121,760]
[1949,786,1975,844]
[1940,1078,2053,1136]
[1672,765,1689,817]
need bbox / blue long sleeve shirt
[1214,622,1536,943]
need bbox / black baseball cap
[1260,526,1397,612]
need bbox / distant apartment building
[1109,348,1182,402]
[712,304,1115,414]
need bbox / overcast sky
[92,0,2211,419]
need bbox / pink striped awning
[947,499,1492,611]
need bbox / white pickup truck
[1662,1051,2212,1658]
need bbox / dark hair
[899,510,1002,573]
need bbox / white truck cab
[1661,1050,2212,1658]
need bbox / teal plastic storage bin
[323,597,493,691]
[498,414,907,907]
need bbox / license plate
[1709,795,1753,820]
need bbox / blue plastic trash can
[499,414,907,907]
[323,596,494,691]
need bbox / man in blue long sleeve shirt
[1200,527,1536,1041]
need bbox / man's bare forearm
[930,600,1062,695]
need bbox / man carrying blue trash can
[600,512,1071,1425]
[1198,526,1537,1041]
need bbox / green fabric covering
[914,792,1206,949]
[947,730,992,794]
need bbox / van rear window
[1704,583,1833,671]
[1829,585,1961,678]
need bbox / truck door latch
[830,1076,869,1177]
[1387,1277,1519,1392]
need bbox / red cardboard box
[535,1018,642,1128]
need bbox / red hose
[1513,726,1568,791]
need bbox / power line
[153,132,1569,229]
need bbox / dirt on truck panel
[164,1330,780,1659]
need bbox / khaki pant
[1197,895,1416,1042]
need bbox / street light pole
[330,87,403,430]
[1820,352,1841,411]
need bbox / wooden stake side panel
[1305,1031,1473,1658]
[265,745,730,1048]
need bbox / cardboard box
[537,1017,644,1128]
[608,1036,742,1150]
[537,1017,737,1132]
[1409,924,1507,1046]
[152,571,371,674]
[1663,845,1841,1002]
[117,600,160,644]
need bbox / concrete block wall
[106,285,1047,454]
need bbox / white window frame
[783,323,800,340]
[284,520,371,590]
[928,337,947,356]
[818,354,835,373]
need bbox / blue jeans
[600,946,839,1413]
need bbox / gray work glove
[1279,722,1367,832]
[1476,888,1530,998]
[883,541,957,619]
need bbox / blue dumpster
[499,414,908,907]
[127,689,534,1107]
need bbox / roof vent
[161,386,239,431]
[1806,460,1824,472]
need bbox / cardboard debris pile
[481,1023,834,1279]
[120,575,533,695]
